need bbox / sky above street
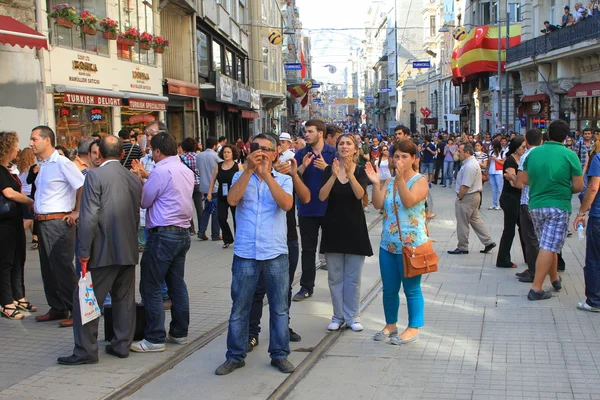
[295,0,369,85]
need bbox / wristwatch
[577,212,587,217]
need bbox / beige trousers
[455,192,493,251]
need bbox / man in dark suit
[58,136,142,365]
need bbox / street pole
[505,10,510,133]
[394,0,398,130]
[497,13,502,134]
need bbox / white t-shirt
[488,151,505,175]
[376,159,391,180]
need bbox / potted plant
[48,3,78,28]
[120,26,140,46]
[152,35,169,54]
[78,11,98,35]
[139,31,153,50]
[99,18,119,40]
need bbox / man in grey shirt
[448,143,496,255]
[195,136,221,241]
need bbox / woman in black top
[0,131,36,320]
[208,144,243,248]
[496,136,527,268]
[319,134,373,332]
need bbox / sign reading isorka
[49,48,162,95]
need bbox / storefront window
[237,56,244,82]
[262,45,268,81]
[213,40,222,73]
[197,30,210,77]
[577,97,600,130]
[116,0,156,65]
[121,108,159,132]
[48,0,109,54]
[53,93,112,149]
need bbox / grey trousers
[520,204,539,275]
[455,192,493,251]
[72,265,136,360]
[324,253,365,325]
[37,219,78,315]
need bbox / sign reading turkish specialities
[128,99,167,111]
[63,93,122,106]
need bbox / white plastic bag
[79,260,101,325]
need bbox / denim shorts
[420,162,434,175]
[530,207,570,253]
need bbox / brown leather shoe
[35,312,68,322]
[59,318,73,327]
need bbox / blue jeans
[226,254,290,363]
[443,161,455,185]
[489,174,503,207]
[200,193,220,239]
[585,217,600,308]
[140,228,191,343]
[379,248,424,328]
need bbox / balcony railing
[507,16,600,64]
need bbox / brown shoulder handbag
[393,184,439,278]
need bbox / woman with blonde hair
[0,131,36,319]
[16,147,37,248]
[365,139,429,344]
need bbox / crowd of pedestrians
[1,117,599,379]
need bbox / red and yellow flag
[452,25,521,85]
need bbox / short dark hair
[544,20,550,24]
[99,136,123,159]
[150,132,178,156]
[55,145,69,157]
[145,121,167,133]
[525,128,543,146]
[206,136,218,149]
[91,133,101,139]
[218,143,240,160]
[461,143,475,155]
[181,137,197,153]
[77,137,94,155]
[582,126,594,134]
[218,136,227,142]
[548,119,570,143]
[32,125,56,147]
[389,139,418,172]
[88,139,100,154]
[118,129,130,140]
[305,119,326,133]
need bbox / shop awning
[123,92,168,111]
[567,82,600,98]
[0,15,48,50]
[521,94,548,103]
[451,106,467,115]
[451,24,521,85]
[241,110,259,119]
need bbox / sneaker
[166,333,188,345]
[349,322,363,332]
[363,207,370,213]
[441,184,446,187]
[527,289,552,301]
[515,269,529,278]
[292,288,312,302]
[289,328,302,342]
[247,336,259,353]
[494,205,502,210]
[328,321,341,331]
[488,205,496,210]
[577,301,600,312]
[215,359,245,375]
[552,277,563,292]
[270,358,295,373]
[130,339,166,353]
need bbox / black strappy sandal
[14,300,38,312]
[1,306,24,320]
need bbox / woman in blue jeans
[365,139,428,345]
[442,138,456,187]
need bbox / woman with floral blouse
[365,139,429,345]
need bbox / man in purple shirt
[130,132,195,353]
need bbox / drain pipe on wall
[35,0,49,126]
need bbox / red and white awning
[0,15,48,50]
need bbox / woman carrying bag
[365,139,431,345]
[319,134,373,332]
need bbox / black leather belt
[148,226,189,233]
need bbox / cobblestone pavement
[2,183,598,400]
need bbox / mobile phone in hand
[250,142,260,153]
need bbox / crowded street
[1,183,598,400]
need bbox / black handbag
[0,192,16,220]
[104,303,146,342]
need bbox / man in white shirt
[448,143,496,255]
[279,132,295,163]
[29,126,84,327]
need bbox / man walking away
[574,150,600,312]
[216,134,295,375]
[574,127,593,172]
[433,136,445,184]
[196,137,221,241]
[58,136,141,365]
[448,143,497,255]
[30,126,84,328]
[522,120,583,300]
[118,129,143,170]
[131,132,195,352]
[293,119,336,301]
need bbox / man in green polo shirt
[522,119,584,300]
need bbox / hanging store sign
[215,73,234,104]
[284,63,302,71]
[63,93,122,106]
[89,108,103,121]
[412,61,431,69]
[128,99,167,111]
